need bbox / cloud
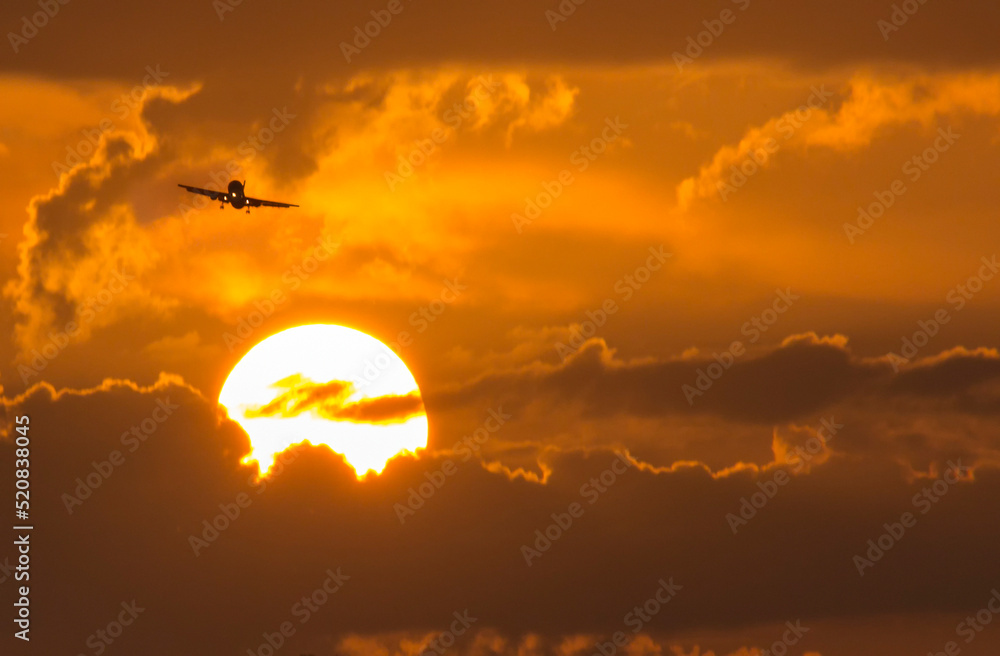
[3,374,1000,654]
[428,333,886,425]
[244,375,424,424]
[330,391,425,423]
[677,73,1000,208]
[2,83,199,356]
[5,0,999,82]
[421,332,1000,474]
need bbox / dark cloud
[428,335,1000,424]
[4,376,1000,655]
[245,376,354,419]
[327,390,424,423]
[888,347,1000,402]
[245,375,424,424]
[2,0,998,82]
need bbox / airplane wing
[245,196,299,208]
[177,184,225,201]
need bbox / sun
[219,324,428,478]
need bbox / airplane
[177,180,298,213]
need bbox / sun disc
[219,324,427,478]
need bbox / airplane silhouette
[178,180,298,213]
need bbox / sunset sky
[2,1,1000,654]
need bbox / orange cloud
[677,72,1000,208]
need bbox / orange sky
[2,1,1000,655]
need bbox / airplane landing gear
[246,208,251,214]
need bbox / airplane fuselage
[224,180,246,209]
[177,179,298,212]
